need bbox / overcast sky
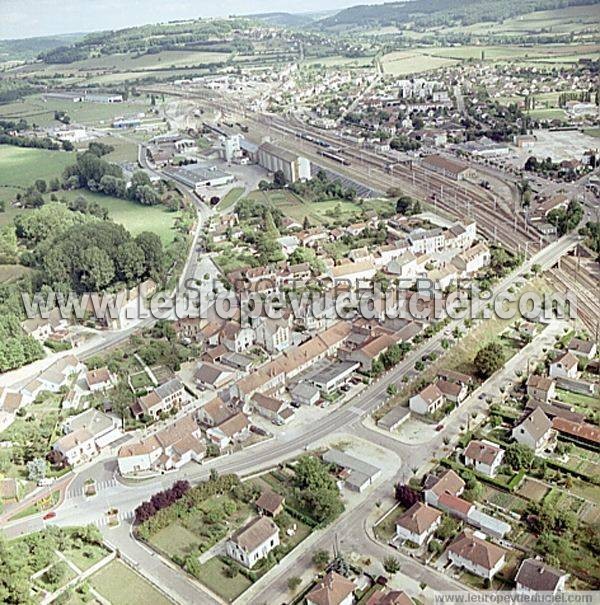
[1,0,387,40]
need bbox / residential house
[225,516,279,568]
[515,558,568,594]
[251,392,288,421]
[345,334,397,373]
[254,316,291,354]
[132,379,188,420]
[436,378,468,404]
[464,440,505,477]
[424,469,465,507]
[452,243,490,275]
[527,375,556,403]
[567,337,597,360]
[220,322,255,353]
[194,362,234,391]
[395,502,442,546]
[52,429,96,466]
[409,383,445,415]
[255,490,285,517]
[511,408,554,453]
[330,260,377,287]
[197,396,237,427]
[117,414,206,475]
[549,351,580,379]
[85,368,116,392]
[366,590,412,605]
[206,412,250,449]
[447,531,507,580]
[306,571,356,605]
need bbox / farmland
[0,145,75,188]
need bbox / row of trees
[134,480,191,524]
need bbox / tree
[273,170,286,188]
[312,549,330,570]
[383,556,401,574]
[474,342,505,378]
[395,484,420,507]
[27,457,47,482]
[35,179,47,194]
[505,443,534,470]
[287,576,302,592]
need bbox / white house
[447,531,507,580]
[409,383,445,415]
[464,440,505,477]
[515,558,569,594]
[452,242,491,275]
[424,469,465,507]
[395,502,442,546]
[549,351,579,379]
[511,407,553,453]
[225,516,279,568]
[53,429,97,466]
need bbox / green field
[58,190,181,245]
[217,186,245,211]
[246,189,394,226]
[0,95,150,127]
[196,557,253,602]
[381,51,460,75]
[150,523,204,559]
[302,55,376,68]
[0,145,75,188]
[90,560,172,605]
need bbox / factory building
[258,142,310,183]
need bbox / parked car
[42,511,56,521]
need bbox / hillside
[0,34,84,62]
[319,0,600,28]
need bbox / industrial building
[164,163,235,192]
[258,142,310,183]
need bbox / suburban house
[254,316,291,353]
[197,396,237,427]
[306,571,356,605]
[225,516,279,568]
[26,355,85,398]
[567,337,597,360]
[366,590,413,605]
[527,375,556,403]
[132,379,188,420]
[194,362,234,391]
[85,368,116,392]
[515,558,569,594]
[464,440,505,477]
[255,490,285,517]
[424,469,465,507]
[117,414,206,475]
[447,531,507,580]
[511,407,554,453]
[452,242,490,275]
[206,412,251,449]
[220,321,255,353]
[395,502,442,546]
[53,409,122,466]
[436,378,468,404]
[251,392,288,421]
[549,351,580,379]
[409,383,445,415]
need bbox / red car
[42,511,56,521]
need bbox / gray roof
[468,508,511,538]
[323,449,380,480]
[308,361,358,386]
[156,378,184,399]
[377,406,411,430]
[290,381,320,401]
[64,409,114,438]
[259,141,300,163]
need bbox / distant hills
[318,0,600,28]
[245,12,322,27]
[0,33,84,61]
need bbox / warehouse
[164,163,234,192]
[323,449,381,492]
[258,142,310,183]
